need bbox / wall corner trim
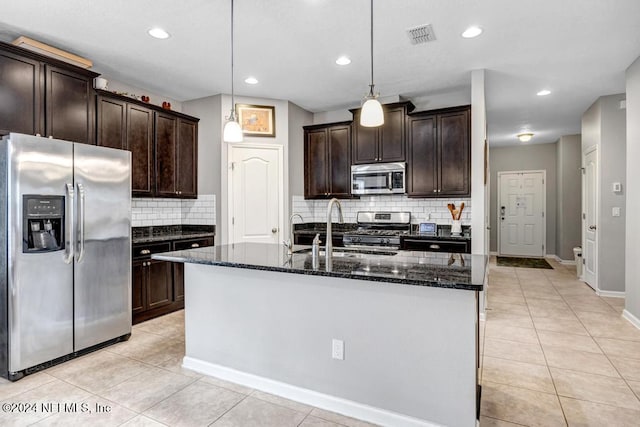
[596,290,625,298]
[622,309,640,330]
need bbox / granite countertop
[132,225,215,244]
[152,242,485,291]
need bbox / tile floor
[480,256,640,426]
[1,257,639,426]
[0,311,375,427]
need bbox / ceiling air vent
[406,24,436,44]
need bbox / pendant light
[223,0,243,142]
[360,0,384,127]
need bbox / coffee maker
[23,195,64,252]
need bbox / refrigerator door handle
[76,182,86,263]
[64,183,75,264]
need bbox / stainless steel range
[342,211,411,249]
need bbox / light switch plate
[612,182,622,192]
[612,207,621,217]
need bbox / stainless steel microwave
[351,162,406,195]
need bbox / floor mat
[496,256,553,269]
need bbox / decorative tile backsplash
[291,195,471,225]
[132,194,216,227]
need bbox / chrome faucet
[325,198,344,270]
[284,213,304,255]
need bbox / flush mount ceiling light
[517,132,534,142]
[360,0,384,128]
[461,26,483,38]
[336,56,351,65]
[537,89,551,96]
[244,77,259,84]
[148,27,170,39]
[223,0,243,143]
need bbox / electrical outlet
[332,339,344,360]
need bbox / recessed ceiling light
[148,28,170,39]
[517,132,534,142]
[537,89,551,96]
[461,26,482,38]
[244,77,259,85]
[335,56,351,65]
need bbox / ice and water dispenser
[22,195,64,252]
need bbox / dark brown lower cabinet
[132,236,214,324]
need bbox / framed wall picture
[236,104,276,137]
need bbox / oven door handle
[388,172,393,190]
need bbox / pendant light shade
[223,0,243,142]
[360,0,384,128]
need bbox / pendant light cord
[369,0,374,96]
[230,0,235,115]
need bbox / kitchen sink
[294,247,397,258]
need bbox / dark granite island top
[152,242,485,291]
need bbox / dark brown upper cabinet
[350,101,414,164]
[95,90,198,198]
[406,105,470,198]
[304,121,352,199]
[0,41,97,143]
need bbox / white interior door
[229,145,283,244]
[498,171,545,257]
[583,149,597,289]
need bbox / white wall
[555,135,582,261]
[625,56,640,324]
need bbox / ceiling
[1,0,639,147]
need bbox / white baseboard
[596,290,625,298]
[182,356,443,427]
[489,251,498,256]
[622,309,640,330]
[552,255,576,265]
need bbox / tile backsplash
[292,195,471,225]
[132,194,215,227]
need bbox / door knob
[272,228,278,233]
[589,225,597,230]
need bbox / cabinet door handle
[429,244,441,249]
[191,243,200,248]
[433,189,437,193]
[140,249,151,255]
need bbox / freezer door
[7,134,74,373]
[73,143,131,351]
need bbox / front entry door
[498,171,546,257]
[229,144,283,244]
[583,149,597,289]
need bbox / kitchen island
[154,243,485,427]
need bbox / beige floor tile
[483,338,547,365]
[542,346,619,377]
[532,316,588,335]
[594,337,640,360]
[481,356,555,393]
[46,350,153,394]
[200,376,254,395]
[576,313,640,342]
[250,390,314,414]
[106,330,183,361]
[99,366,196,412]
[309,408,377,427]
[479,381,565,427]
[212,395,306,426]
[560,396,640,427]
[537,330,602,354]
[609,357,640,382]
[478,416,526,426]
[485,323,540,344]
[485,310,534,329]
[299,415,345,426]
[0,372,57,401]
[119,415,169,426]
[485,302,530,315]
[555,286,597,297]
[144,381,244,427]
[628,380,640,399]
[550,367,640,410]
[521,289,564,301]
[565,300,617,314]
[31,396,137,426]
[527,304,577,320]
[525,297,570,310]
[154,354,202,379]
[487,294,527,306]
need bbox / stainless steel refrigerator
[0,133,131,380]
